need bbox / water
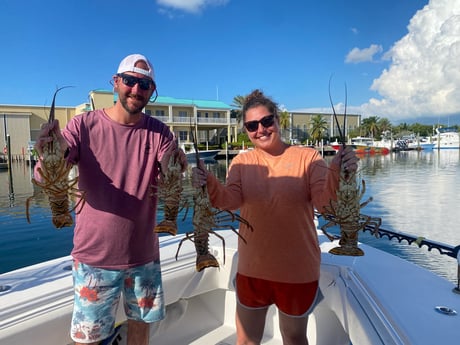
[352,150,460,284]
[0,160,229,274]
[1,151,459,285]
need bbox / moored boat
[180,143,220,161]
[349,137,391,155]
[333,135,436,153]
[407,141,435,151]
[353,145,390,155]
[185,149,220,161]
[1,223,459,345]
[392,135,435,151]
[331,137,391,154]
[432,127,460,149]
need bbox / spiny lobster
[176,124,252,271]
[320,80,381,255]
[26,87,85,228]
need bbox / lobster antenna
[48,86,74,123]
[189,118,206,192]
[328,76,345,145]
[343,82,348,144]
[189,118,200,165]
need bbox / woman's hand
[191,159,208,188]
[332,145,359,172]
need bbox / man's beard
[119,94,147,114]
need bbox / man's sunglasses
[244,114,275,132]
[117,73,156,91]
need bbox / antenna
[328,75,347,145]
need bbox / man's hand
[34,119,68,157]
[160,145,188,176]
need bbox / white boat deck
[1,230,459,345]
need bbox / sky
[1,0,459,124]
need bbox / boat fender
[414,236,425,247]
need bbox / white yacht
[432,127,460,149]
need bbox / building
[0,103,76,158]
[0,90,239,158]
[290,110,361,143]
[1,90,363,158]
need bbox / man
[35,54,186,345]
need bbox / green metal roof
[153,96,231,109]
[103,91,231,110]
[91,89,113,94]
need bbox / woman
[193,89,358,345]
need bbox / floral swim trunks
[70,260,165,343]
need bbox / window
[213,112,220,118]
[145,109,152,115]
[179,111,188,117]
[179,131,187,141]
[155,109,165,116]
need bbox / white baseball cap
[117,54,155,80]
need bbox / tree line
[351,116,459,141]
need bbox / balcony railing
[153,116,236,125]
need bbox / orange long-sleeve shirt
[207,145,340,283]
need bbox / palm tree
[361,116,380,138]
[310,115,328,145]
[278,110,290,141]
[377,118,392,138]
[278,110,289,130]
[231,95,246,124]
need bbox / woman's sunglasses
[244,114,275,132]
[117,73,156,91]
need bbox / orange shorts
[235,273,320,317]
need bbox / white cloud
[362,0,460,121]
[156,0,229,14]
[345,44,383,63]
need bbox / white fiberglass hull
[1,230,459,345]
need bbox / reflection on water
[325,149,460,283]
[0,161,75,274]
[1,152,460,284]
[0,160,232,274]
[357,150,460,245]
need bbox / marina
[1,149,460,344]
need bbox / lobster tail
[196,253,219,272]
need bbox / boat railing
[316,212,460,293]
[361,223,459,259]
